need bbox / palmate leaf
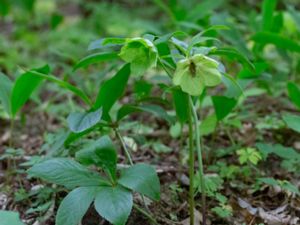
[56,187,99,225]
[28,158,109,188]
[118,163,160,201]
[94,185,133,225]
[76,136,117,181]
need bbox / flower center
[189,61,196,77]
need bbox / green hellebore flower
[119,37,157,76]
[173,54,222,96]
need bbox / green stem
[115,129,150,212]
[115,129,133,165]
[9,119,14,147]
[133,204,159,225]
[189,96,206,225]
[187,99,195,225]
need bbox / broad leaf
[262,0,278,31]
[118,163,160,201]
[0,210,24,225]
[67,108,102,133]
[27,69,91,106]
[282,113,300,133]
[0,73,12,115]
[73,52,119,71]
[56,187,99,225]
[28,158,108,188]
[76,136,117,180]
[200,113,217,136]
[117,104,175,125]
[212,96,237,120]
[94,64,130,119]
[10,65,49,117]
[287,82,300,109]
[252,32,300,53]
[209,47,255,72]
[172,88,189,123]
[94,185,133,225]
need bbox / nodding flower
[119,37,157,76]
[173,54,222,96]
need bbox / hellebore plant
[172,53,222,225]
[11,27,247,225]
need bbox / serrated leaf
[94,185,133,225]
[118,163,160,201]
[73,52,119,71]
[10,65,49,117]
[76,136,117,180]
[67,108,102,133]
[56,187,99,225]
[28,158,108,188]
[0,210,24,225]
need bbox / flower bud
[119,38,157,76]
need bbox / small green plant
[28,136,160,225]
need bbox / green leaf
[117,104,175,125]
[0,210,24,225]
[262,0,278,31]
[118,163,160,201]
[94,185,133,225]
[256,143,300,160]
[10,65,49,117]
[200,113,217,136]
[287,82,300,109]
[56,187,99,225]
[94,64,130,119]
[28,158,108,188]
[212,96,237,120]
[282,113,300,133]
[23,68,92,106]
[67,108,102,133]
[172,88,189,123]
[252,32,300,53]
[76,136,117,180]
[209,47,255,72]
[73,52,119,71]
[0,73,12,115]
